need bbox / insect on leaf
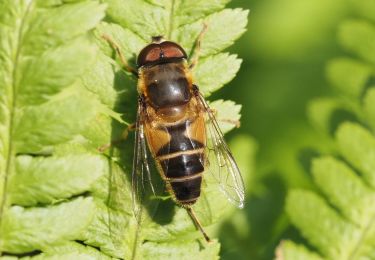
[0,0,248,258]
[83,0,248,258]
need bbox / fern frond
[277,0,375,259]
[0,0,248,259]
[0,0,106,257]
[82,1,248,258]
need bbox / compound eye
[137,41,188,67]
[160,41,187,60]
[137,44,161,67]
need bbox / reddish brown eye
[137,44,161,67]
[137,41,187,68]
[160,41,187,60]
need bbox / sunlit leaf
[338,20,375,64]
[0,0,106,256]
[0,0,248,258]
[284,3,375,258]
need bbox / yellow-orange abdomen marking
[156,119,205,205]
[140,57,206,206]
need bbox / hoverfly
[103,27,245,242]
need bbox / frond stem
[167,0,175,39]
[0,1,33,233]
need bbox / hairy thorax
[138,61,193,122]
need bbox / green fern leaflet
[277,0,375,259]
[0,0,248,259]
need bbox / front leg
[102,34,139,77]
[189,23,208,70]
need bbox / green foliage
[276,241,322,260]
[0,0,106,255]
[0,0,248,259]
[277,1,375,259]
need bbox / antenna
[152,35,164,43]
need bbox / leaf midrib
[167,0,175,39]
[0,1,33,231]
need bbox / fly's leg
[186,207,211,242]
[209,108,241,128]
[193,84,241,128]
[189,23,208,70]
[97,34,139,153]
[102,34,138,77]
[150,194,172,201]
[98,123,136,153]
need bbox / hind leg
[98,123,136,153]
[189,23,208,69]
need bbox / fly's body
[138,58,206,206]
[103,32,245,242]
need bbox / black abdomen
[157,122,205,205]
[170,177,202,203]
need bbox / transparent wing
[131,98,157,220]
[194,87,245,208]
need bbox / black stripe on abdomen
[170,177,202,203]
[156,121,204,156]
[160,153,204,178]
[156,120,205,204]
[161,153,204,204]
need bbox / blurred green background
[213,0,350,259]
